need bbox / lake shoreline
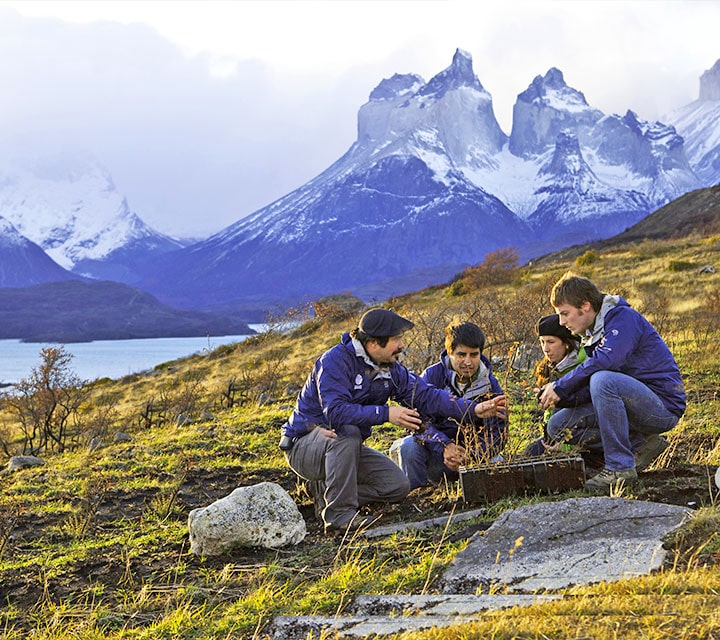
[0,328,265,385]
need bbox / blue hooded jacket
[283,333,481,440]
[419,351,507,453]
[553,296,685,417]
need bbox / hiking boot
[584,467,638,490]
[635,434,669,472]
[324,514,380,536]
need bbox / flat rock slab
[442,496,691,593]
[362,507,486,538]
[271,594,559,639]
[352,593,561,616]
[271,614,483,639]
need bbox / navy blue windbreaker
[553,297,686,418]
[282,333,480,440]
[419,351,507,454]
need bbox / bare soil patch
[1,458,717,630]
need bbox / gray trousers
[286,425,410,529]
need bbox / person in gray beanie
[280,308,506,534]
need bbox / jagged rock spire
[418,48,484,97]
[510,68,602,157]
[699,59,720,101]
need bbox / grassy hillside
[0,234,719,639]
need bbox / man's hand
[388,406,423,431]
[537,383,560,410]
[316,427,337,439]
[443,442,467,472]
[474,394,507,420]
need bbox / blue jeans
[390,435,504,490]
[550,371,679,471]
[390,436,452,490]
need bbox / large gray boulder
[188,482,306,555]
[442,497,691,593]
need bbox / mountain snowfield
[1,50,719,313]
[0,157,181,279]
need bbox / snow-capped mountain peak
[369,73,424,101]
[417,48,485,98]
[510,68,604,158]
[521,67,593,113]
[357,48,506,170]
[0,216,24,248]
[0,215,77,287]
[0,155,182,275]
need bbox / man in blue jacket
[537,272,685,490]
[281,308,506,534]
[390,321,507,489]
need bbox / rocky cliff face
[700,59,720,101]
[665,58,720,187]
[135,50,706,311]
[509,68,603,158]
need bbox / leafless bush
[460,282,551,359]
[634,282,672,337]
[0,499,23,557]
[403,305,462,373]
[263,302,314,339]
[160,371,208,423]
[683,290,720,356]
[251,348,290,401]
[78,392,122,445]
[1,346,87,454]
[313,293,365,322]
[222,348,291,407]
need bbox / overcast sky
[0,0,718,238]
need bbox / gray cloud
[0,8,368,236]
[0,3,717,237]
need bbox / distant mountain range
[0,280,254,343]
[133,52,719,310]
[532,183,720,265]
[1,52,719,339]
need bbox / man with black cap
[390,321,507,489]
[280,308,506,534]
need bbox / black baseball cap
[359,308,414,337]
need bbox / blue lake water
[0,326,265,385]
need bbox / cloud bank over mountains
[0,7,360,237]
[0,2,718,237]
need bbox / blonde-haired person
[537,272,685,489]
